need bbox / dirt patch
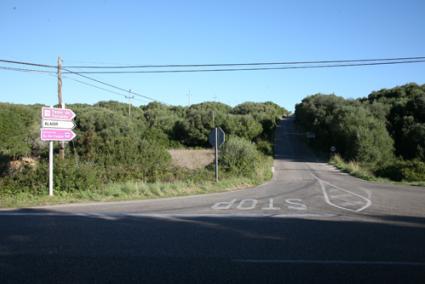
[9,157,38,171]
[169,149,214,170]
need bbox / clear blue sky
[1,0,425,111]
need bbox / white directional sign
[42,119,75,129]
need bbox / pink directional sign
[40,128,76,141]
[42,107,76,121]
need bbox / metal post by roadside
[215,127,218,182]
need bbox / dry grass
[168,149,214,170]
[0,177,258,208]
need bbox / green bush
[295,94,394,166]
[255,140,273,156]
[375,159,425,182]
[0,104,40,158]
[220,136,264,177]
[55,160,103,192]
[366,83,425,161]
[0,162,48,195]
[232,102,288,141]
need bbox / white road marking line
[211,199,237,210]
[232,259,425,266]
[311,174,372,212]
[361,187,373,199]
[261,199,281,210]
[212,198,310,211]
[321,179,372,201]
[339,201,367,207]
[285,199,307,210]
[329,193,356,200]
[236,199,258,210]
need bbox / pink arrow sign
[42,107,76,121]
[40,128,76,141]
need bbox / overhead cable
[60,59,425,74]
[62,56,425,69]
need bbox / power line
[62,56,425,69]
[61,67,161,102]
[0,65,56,74]
[1,57,424,101]
[60,59,425,74]
[3,56,425,70]
[0,58,162,103]
[0,64,151,104]
[0,59,56,68]
[62,75,146,102]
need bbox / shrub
[375,159,425,182]
[220,136,263,177]
[0,104,40,158]
[0,162,48,195]
[223,114,263,141]
[400,160,425,182]
[295,95,394,166]
[255,140,273,156]
[55,160,103,192]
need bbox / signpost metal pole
[48,140,54,196]
[215,127,218,182]
[209,127,225,183]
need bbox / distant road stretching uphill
[1,117,424,283]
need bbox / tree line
[295,83,425,182]
[0,100,287,194]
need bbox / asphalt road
[1,117,425,283]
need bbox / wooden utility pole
[57,56,65,159]
[126,91,134,118]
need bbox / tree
[0,104,39,158]
[295,94,394,165]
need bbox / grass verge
[0,170,272,209]
[329,154,376,181]
[329,154,425,187]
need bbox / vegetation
[0,176,266,208]
[0,101,286,207]
[295,83,425,183]
[220,136,272,179]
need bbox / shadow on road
[1,208,425,283]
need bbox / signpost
[42,120,75,129]
[209,127,225,182]
[40,128,76,141]
[330,146,336,157]
[42,107,76,121]
[40,106,76,196]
